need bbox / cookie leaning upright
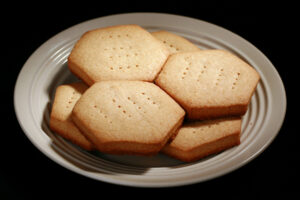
[49,82,93,150]
[152,30,200,54]
[71,81,185,155]
[68,25,170,85]
[155,50,260,120]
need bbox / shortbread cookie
[68,25,170,85]
[155,50,260,120]
[49,82,93,150]
[152,30,200,54]
[72,80,185,155]
[162,117,241,162]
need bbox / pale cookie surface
[155,50,260,120]
[49,82,93,150]
[162,117,241,162]
[152,30,200,54]
[68,25,170,85]
[72,80,185,155]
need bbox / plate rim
[14,12,287,187]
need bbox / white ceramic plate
[14,13,286,187]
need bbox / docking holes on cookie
[215,68,224,86]
[92,104,112,123]
[127,95,145,113]
[103,33,131,40]
[163,40,180,52]
[66,91,78,108]
[105,44,140,71]
[111,98,132,118]
[181,57,192,80]
[126,92,159,115]
[140,92,158,106]
[196,65,208,82]
[232,72,241,89]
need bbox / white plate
[14,13,286,187]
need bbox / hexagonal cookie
[68,25,169,85]
[71,80,185,155]
[155,50,260,120]
[162,117,241,162]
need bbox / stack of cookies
[49,25,260,162]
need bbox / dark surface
[2,2,294,199]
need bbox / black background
[2,1,295,199]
